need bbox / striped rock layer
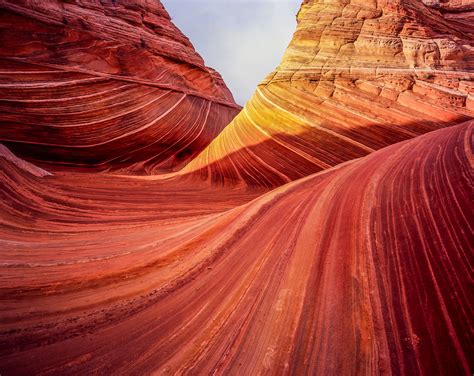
[1,122,472,375]
[0,0,240,173]
[184,0,474,187]
[0,0,473,375]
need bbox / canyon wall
[0,1,472,375]
[0,0,240,173]
[184,0,474,187]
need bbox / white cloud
[161,0,301,105]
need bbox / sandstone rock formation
[184,0,474,187]
[1,121,472,375]
[0,0,472,375]
[0,0,240,173]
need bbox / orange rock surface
[184,0,474,187]
[0,0,473,375]
[0,0,240,173]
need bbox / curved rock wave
[0,0,240,173]
[1,122,472,374]
[0,0,472,374]
[184,0,474,187]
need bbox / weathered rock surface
[0,0,240,173]
[1,122,472,375]
[0,1,472,375]
[184,0,474,187]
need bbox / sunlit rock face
[184,0,474,187]
[0,1,473,375]
[0,0,240,173]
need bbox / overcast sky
[162,0,301,105]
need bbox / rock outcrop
[184,0,474,187]
[0,1,472,375]
[0,0,240,173]
[1,121,472,375]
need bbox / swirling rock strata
[0,0,472,374]
[0,0,240,173]
[184,0,474,187]
[1,122,472,375]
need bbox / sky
[161,0,301,106]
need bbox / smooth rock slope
[1,121,472,375]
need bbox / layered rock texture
[0,0,240,173]
[1,121,472,375]
[184,0,474,187]
[0,0,473,375]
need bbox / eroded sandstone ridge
[184,0,474,187]
[0,0,240,173]
[1,121,472,375]
[0,0,473,375]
